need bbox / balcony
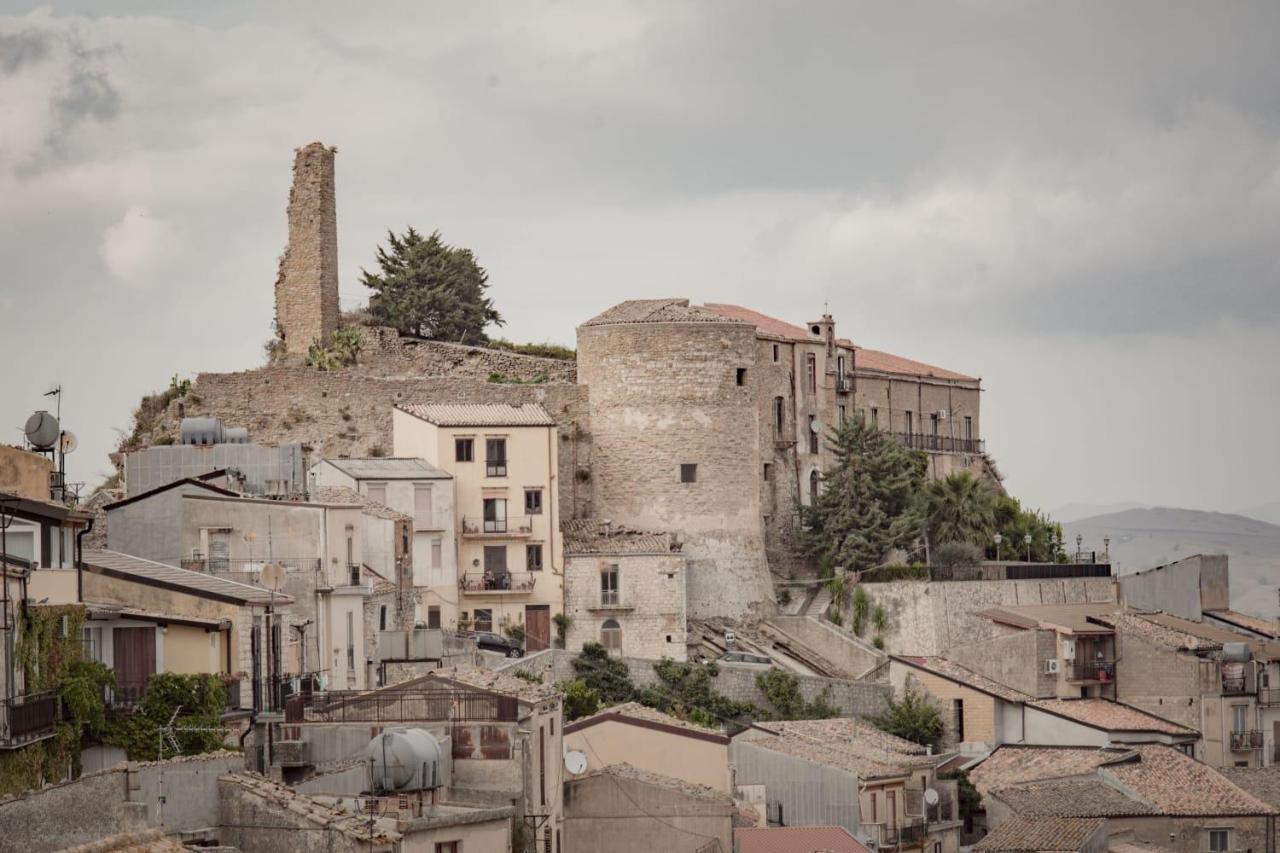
[1230,730,1264,752]
[1259,688,1280,706]
[1070,660,1116,683]
[893,432,985,455]
[486,461,508,478]
[836,376,854,394]
[1223,672,1256,696]
[588,592,635,613]
[460,571,537,594]
[461,516,533,539]
[860,819,927,849]
[0,692,59,748]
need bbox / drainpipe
[76,517,94,603]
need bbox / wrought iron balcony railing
[0,692,58,747]
[1230,729,1264,751]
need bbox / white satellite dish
[924,788,940,807]
[809,418,823,434]
[260,562,287,592]
[564,750,587,775]
[60,431,77,454]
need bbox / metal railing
[296,688,519,724]
[461,516,533,536]
[460,571,537,593]
[486,461,508,477]
[1071,660,1116,682]
[1259,688,1280,706]
[860,819,927,848]
[0,692,58,745]
[894,432,985,454]
[1231,730,1264,751]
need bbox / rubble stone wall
[576,320,775,620]
[274,143,340,356]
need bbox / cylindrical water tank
[223,426,250,444]
[367,727,441,792]
[24,411,60,450]
[180,417,224,446]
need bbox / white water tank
[366,727,442,792]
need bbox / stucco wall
[563,771,734,853]
[0,445,53,500]
[564,718,729,791]
[730,740,860,835]
[1119,554,1230,619]
[948,630,1059,699]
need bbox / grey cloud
[0,30,50,73]
[55,64,120,124]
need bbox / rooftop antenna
[43,384,61,422]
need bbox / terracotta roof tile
[409,665,561,705]
[1218,766,1280,809]
[567,701,723,736]
[736,825,871,853]
[735,718,936,780]
[1103,744,1277,816]
[1029,699,1197,736]
[562,519,680,556]
[396,403,556,427]
[700,303,977,381]
[573,762,734,804]
[1207,609,1279,638]
[969,746,1131,796]
[317,457,451,480]
[893,656,1032,703]
[975,603,1119,635]
[990,778,1155,817]
[311,485,413,522]
[972,816,1106,852]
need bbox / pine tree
[801,416,927,571]
[361,227,503,344]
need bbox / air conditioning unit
[1045,659,1060,674]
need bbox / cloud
[0,30,50,74]
[99,204,171,282]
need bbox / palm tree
[921,472,997,550]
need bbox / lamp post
[1024,533,1032,562]
[993,533,1002,562]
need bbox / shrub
[869,686,944,749]
[933,540,983,569]
[755,669,838,720]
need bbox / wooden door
[113,626,156,702]
[525,605,551,652]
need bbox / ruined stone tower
[274,142,340,356]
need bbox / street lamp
[1024,532,1033,562]
[993,533,1002,561]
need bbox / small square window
[455,437,474,462]
[1207,829,1230,853]
[736,367,747,386]
[524,488,543,515]
[680,463,697,484]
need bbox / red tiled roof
[736,825,871,853]
[1029,699,1198,737]
[701,303,977,382]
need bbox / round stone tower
[576,299,775,620]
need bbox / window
[871,407,879,427]
[346,612,354,671]
[430,537,443,569]
[772,344,779,362]
[366,482,387,505]
[527,543,544,571]
[964,416,973,441]
[904,410,913,435]
[930,413,939,437]
[539,724,547,806]
[870,792,877,822]
[414,485,434,526]
[736,367,747,386]
[601,564,619,606]
[483,498,508,533]
[1206,829,1230,853]
[483,546,507,573]
[524,488,543,515]
[485,437,507,477]
[809,470,819,504]
[837,354,845,376]
[379,605,387,631]
[762,463,771,481]
[1232,704,1248,733]
[952,698,965,743]
[427,606,441,629]
[887,790,896,829]
[774,396,785,434]
[474,608,493,632]
[601,618,622,650]
[435,842,460,853]
[349,562,361,586]
[808,415,819,454]
[838,404,846,423]
[806,353,817,392]
[680,463,697,484]
[455,437,474,462]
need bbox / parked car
[718,651,773,667]
[475,631,524,658]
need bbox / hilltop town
[3,143,1279,853]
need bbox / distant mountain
[1063,507,1280,618]
[1240,501,1280,527]
[1050,501,1146,524]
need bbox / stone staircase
[804,583,833,618]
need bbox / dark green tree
[558,679,602,722]
[801,416,927,571]
[361,228,503,344]
[869,686,944,749]
[920,472,997,550]
[570,642,636,705]
[991,495,1065,562]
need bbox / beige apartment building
[393,402,564,650]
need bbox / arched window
[809,469,820,504]
[600,619,622,652]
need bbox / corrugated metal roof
[397,403,556,427]
[83,549,293,606]
[319,457,451,480]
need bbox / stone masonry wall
[504,649,889,718]
[564,552,688,661]
[274,142,340,356]
[854,577,1117,656]
[577,320,774,620]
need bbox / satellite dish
[59,431,77,454]
[260,563,287,592]
[809,418,823,434]
[564,750,587,775]
[24,411,60,450]
[924,788,940,807]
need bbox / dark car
[474,631,524,658]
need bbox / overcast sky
[2,1,1278,516]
